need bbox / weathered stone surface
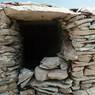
[18,68,33,88]
[87,86,95,95]
[31,80,70,89]
[40,57,60,69]
[73,76,95,81]
[73,90,88,95]
[82,79,95,84]
[77,51,95,55]
[84,68,95,76]
[20,89,35,95]
[72,61,95,66]
[70,30,95,36]
[67,19,93,29]
[71,70,83,78]
[89,21,95,29]
[87,64,95,70]
[72,40,84,48]
[72,83,80,90]
[48,69,68,80]
[67,14,86,23]
[78,54,92,62]
[72,66,84,72]
[61,78,73,88]
[34,86,58,94]
[59,88,72,94]
[61,40,78,60]
[81,83,92,89]
[60,59,68,70]
[35,66,49,81]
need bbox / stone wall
[1,9,95,95]
[0,10,22,95]
[59,13,95,95]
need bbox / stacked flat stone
[29,57,72,95]
[0,10,22,94]
[60,13,95,95]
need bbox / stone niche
[1,4,95,95]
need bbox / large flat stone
[40,57,60,69]
[48,69,68,80]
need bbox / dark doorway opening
[18,21,61,70]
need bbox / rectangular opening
[17,21,62,70]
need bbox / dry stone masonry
[0,10,22,94]
[59,12,95,95]
[1,3,95,95]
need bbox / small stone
[72,81,80,90]
[31,80,68,89]
[79,26,89,31]
[71,30,95,36]
[0,46,15,54]
[40,57,60,69]
[48,69,68,80]
[73,90,88,95]
[18,68,33,88]
[61,40,78,60]
[87,64,95,70]
[87,86,95,95]
[82,79,95,84]
[72,40,84,48]
[0,85,8,93]
[81,83,92,89]
[84,68,95,76]
[71,70,83,78]
[20,89,35,95]
[68,14,86,23]
[59,88,72,94]
[73,76,95,81]
[35,66,49,81]
[78,55,92,62]
[67,18,93,29]
[60,59,68,70]
[73,61,95,66]
[72,66,84,72]
[90,21,95,29]
[61,78,73,88]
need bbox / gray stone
[72,66,84,72]
[84,68,95,76]
[87,86,95,95]
[67,18,93,29]
[40,57,60,69]
[31,80,70,89]
[89,21,95,29]
[20,89,35,95]
[78,55,92,62]
[60,59,68,70]
[18,68,33,88]
[68,14,86,23]
[59,88,72,94]
[48,69,68,80]
[73,90,88,95]
[35,66,49,81]
[81,83,92,89]
[71,70,83,78]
